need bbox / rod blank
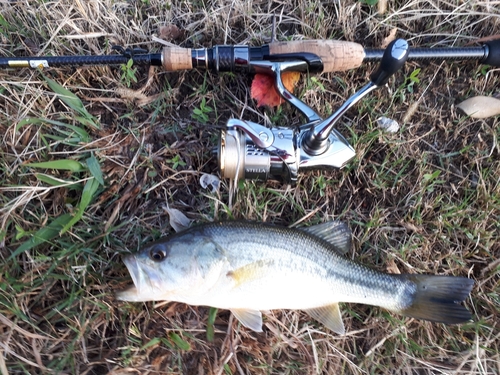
[364,46,486,62]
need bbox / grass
[0,0,499,374]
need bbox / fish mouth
[116,255,142,301]
[117,254,169,302]
[123,255,140,289]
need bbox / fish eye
[149,245,167,262]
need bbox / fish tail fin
[399,275,474,324]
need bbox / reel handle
[370,39,410,86]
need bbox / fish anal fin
[304,303,345,334]
[300,221,351,255]
[227,259,274,288]
[231,309,263,332]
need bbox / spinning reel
[218,39,410,183]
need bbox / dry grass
[0,0,499,374]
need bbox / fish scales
[199,221,413,310]
[117,220,474,333]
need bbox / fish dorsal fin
[304,303,345,334]
[227,259,275,288]
[231,309,263,332]
[299,221,351,255]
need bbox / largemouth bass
[117,221,474,333]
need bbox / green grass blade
[141,337,161,350]
[86,154,104,186]
[60,177,100,235]
[75,116,100,130]
[168,332,191,351]
[42,74,100,129]
[43,75,87,113]
[35,173,80,188]
[80,177,100,208]
[16,117,49,131]
[16,117,90,142]
[51,124,90,143]
[26,160,85,172]
[206,307,218,342]
[0,14,8,28]
[10,213,73,259]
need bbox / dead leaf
[378,0,388,15]
[386,258,401,274]
[457,96,500,118]
[24,38,40,53]
[381,28,398,49]
[116,87,148,101]
[159,24,183,41]
[251,71,300,107]
[162,205,192,232]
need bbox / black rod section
[364,46,486,62]
[0,53,162,69]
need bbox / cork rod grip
[162,46,193,71]
[268,40,365,72]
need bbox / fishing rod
[1,39,500,72]
[2,39,499,183]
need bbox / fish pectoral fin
[299,221,351,255]
[227,259,274,288]
[230,309,263,332]
[304,303,345,335]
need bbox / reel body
[219,120,354,183]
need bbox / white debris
[200,173,220,193]
[162,204,192,232]
[377,116,400,133]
